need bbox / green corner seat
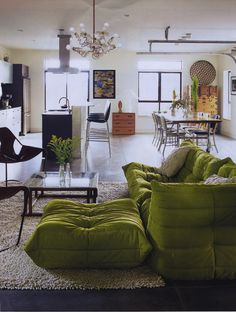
[24,198,152,269]
[122,141,233,227]
[147,181,236,280]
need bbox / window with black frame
[138,71,182,115]
[45,71,90,111]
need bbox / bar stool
[85,100,111,157]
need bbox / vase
[65,162,72,180]
[59,164,65,184]
[118,100,123,113]
[171,109,176,117]
[183,106,191,118]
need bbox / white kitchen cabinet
[0,60,13,84]
[0,107,21,136]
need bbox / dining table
[163,113,222,152]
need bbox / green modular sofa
[25,140,236,280]
[122,141,236,280]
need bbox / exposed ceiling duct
[136,51,236,64]
[136,26,236,63]
[47,30,79,74]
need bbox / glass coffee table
[24,171,99,216]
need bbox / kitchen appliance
[13,64,31,135]
[47,30,78,74]
[1,95,12,108]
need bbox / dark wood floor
[1,132,236,311]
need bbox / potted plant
[191,76,199,115]
[171,89,177,115]
[170,99,187,110]
[47,135,80,179]
[170,90,187,115]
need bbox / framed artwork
[231,76,236,95]
[93,70,116,99]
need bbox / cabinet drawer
[113,120,135,128]
[112,128,135,135]
[209,86,217,96]
[199,85,209,96]
[112,113,135,121]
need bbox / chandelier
[68,0,120,59]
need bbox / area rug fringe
[0,182,165,290]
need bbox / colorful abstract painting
[93,70,116,99]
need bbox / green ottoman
[24,198,152,269]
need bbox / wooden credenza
[112,113,135,135]
[198,85,218,115]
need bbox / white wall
[0,46,11,61]
[10,48,219,133]
[217,53,236,138]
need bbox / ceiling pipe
[148,40,236,54]
[136,51,236,64]
[148,39,236,45]
[141,26,236,63]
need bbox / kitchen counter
[0,106,16,111]
[42,110,71,115]
[42,106,87,160]
[0,107,21,136]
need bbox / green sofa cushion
[122,162,168,206]
[171,147,230,182]
[24,198,152,269]
[147,181,236,280]
[203,157,232,180]
[139,197,152,228]
[122,162,159,176]
[218,160,236,178]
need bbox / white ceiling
[0,0,236,53]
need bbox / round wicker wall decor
[190,60,216,85]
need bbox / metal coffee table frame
[24,171,99,216]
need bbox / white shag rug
[0,182,165,290]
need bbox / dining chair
[0,185,29,252]
[152,112,162,148]
[0,127,46,186]
[85,100,111,157]
[159,115,187,155]
[187,115,220,152]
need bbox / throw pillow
[204,174,236,184]
[157,146,192,178]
